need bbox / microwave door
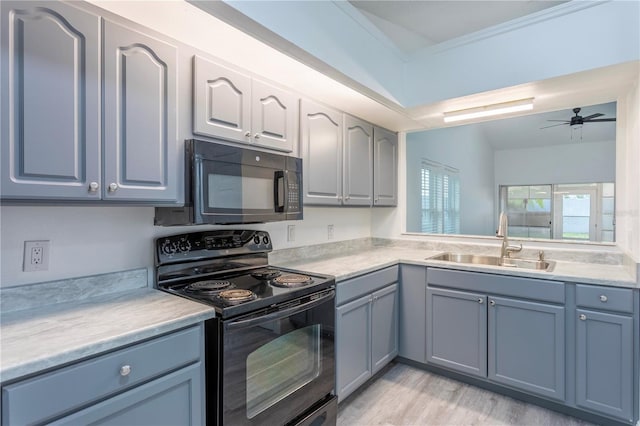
[198,159,282,224]
[274,171,285,213]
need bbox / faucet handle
[538,250,545,261]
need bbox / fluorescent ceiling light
[443,98,534,123]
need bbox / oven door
[219,289,335,426]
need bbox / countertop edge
[0,290,216,384]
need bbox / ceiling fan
[541,107,616,129]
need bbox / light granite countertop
[0,269,215,384]
[272,244,638,288]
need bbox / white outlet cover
[287,225,296,242]
[23,240,50,272]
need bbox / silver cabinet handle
[244,131,251,137]
[490,300,496,306]
[119,365,131,376]
[599,295,608,302]
[108,183,118,192]
[579,314,587,321]
[254,133,261,139]
[477,298,483,304]
[88,182,99,193]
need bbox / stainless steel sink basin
[427,252,555,272]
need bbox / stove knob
[178,239,191,253]
[253,235,261,245]
[262,236,270,245]
[161,240,177,255]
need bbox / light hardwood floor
[337,362,595,426]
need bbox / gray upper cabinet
[373,126,398,206]
[103,20,178,202]
[300,99,343,205]
[1,2,180,203]
[193,55,251,143]
[193,55,296,153]
[343,115,373,206]
[487,296,565,401]
[1,1,101,200]
[251,79,296,152]
[426,287,488,378]
[576,308,633,422]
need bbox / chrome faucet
[497,212,522,259]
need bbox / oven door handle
[225,289,335,331]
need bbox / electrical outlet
[327,224,334,240]
[287,225,296,242]
[23,240,50,272]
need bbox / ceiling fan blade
[540,123,568,129]
[584,118,616,122]
[546,120,571,122]
[581,113,604,120]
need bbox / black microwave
[155,140,303,226]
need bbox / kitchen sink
[427,252,555,272]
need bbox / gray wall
[406,125,496,235]
[494,140,616,186]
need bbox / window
[499,183,614,242]
[421,160,460,234]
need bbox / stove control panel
[156,230,272,264]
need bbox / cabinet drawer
[575,284,633,314]
[427,268,564,304]
[337,266,398,305]
[2,325,202,425]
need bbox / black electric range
[155,229,335,319]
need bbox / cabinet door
[343,115,373,206]
[300,99,343,205]
[251,79,296,153]
[193,55,251,143]
[103,20,178,202]
[426,287,487,377]
[371,284,398,373]
[1,1,100,200]
[50,363,203,426]
[373,127,398,206]
[398,265,427,363]
[576,309,633,422]
[488,296,565,401]
[335,294,371,401]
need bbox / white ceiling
[475,101,616,150]
[349,0,568,54]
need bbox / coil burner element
[271,274,314,288]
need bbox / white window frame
[421,160,460,234]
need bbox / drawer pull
[579,314,587,321]
[599,295,608,302]
[477,298,483,304]
[489,300,496,306]
[119,365,132,377]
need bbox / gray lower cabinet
[576,309,633,421]
[488,296,565,401]
[1,1,180,203]
[427,287,488,377]
[373,126,398,207]
[398,265,427,363]
[335,267,399,402]
[1,325,204,425]
[426,268,566,402]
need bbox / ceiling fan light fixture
[443,98,534,123]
